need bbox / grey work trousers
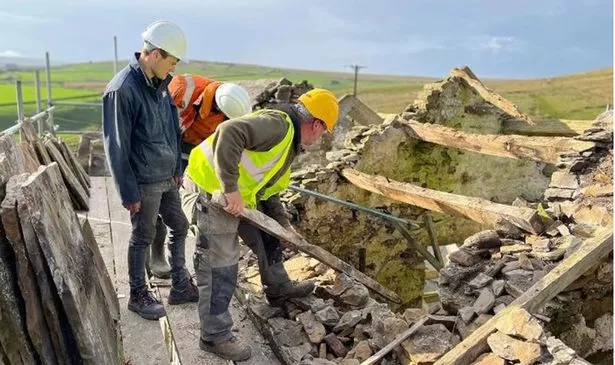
[186,180,287,344]
[127,179,190,295]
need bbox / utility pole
[349,64,365,96]
[113,36,118,75]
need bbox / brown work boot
[266,280,315,307]
[199,336,251,361]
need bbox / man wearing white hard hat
[102,20,198,321]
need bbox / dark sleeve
[261,195,291,228]
[213,115,288,193]
[102,90,140,205]
[170,101,182,177]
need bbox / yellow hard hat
[298,88,339,132]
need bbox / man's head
[297,89,339,146]
[140,20,187,79]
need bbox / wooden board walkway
[87,177,279,365]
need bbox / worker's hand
[224,191,245,217]
[173,175,183,188]
[124,201,141,214]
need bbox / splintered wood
[0,127,120,364]
[342,168,544,234]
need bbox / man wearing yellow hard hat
[184,88,338,361]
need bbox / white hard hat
[141,20,187,61]
[215,83,252,119]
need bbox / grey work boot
[168,277,199,305]
[145,217,171,279]
[264,263,315,307]
[199,336,251,361]
[128,290,166,320]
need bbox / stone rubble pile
[252,77,314,110]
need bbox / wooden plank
[434,228,613,365]
[342,168,544,235]
[12,168,78,364]
[0,134,33,176]
[503,118,593,137]
[106,177,168,365]
[1,173,58,365]
[51,137,90,194]
[33,139,53,165]
[19,118,39,142]
[360,317,430,365]
[360,304,442,365]
[18,142,40,173]
[0,222,37,365]
[392,117,596,165]
[156,234,275,365]
[19,163,120,365]
[86,177,115,279]
[59,139,91,188]
[450,67,535,126]
[210,193,401,303]
[44,138,89,210]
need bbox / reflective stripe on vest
[179,74,196,132]
[187,110,294,208]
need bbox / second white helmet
[141,20,187,61]
[215,83,252,119]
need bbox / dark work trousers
[128,179,189,295]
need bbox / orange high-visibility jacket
[168,74,226,146]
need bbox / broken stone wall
[284,67,560,306]
[434,113,612,363]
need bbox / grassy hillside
[0,60,611,132]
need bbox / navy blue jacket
[102,53,182,205]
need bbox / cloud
[0,10,54,24]
[473,36,522,53]
[0,50,25,57]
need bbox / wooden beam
[19,163,120,364]
[450,67,536,126]
[209,194,401,303]
[434,228,613,365]
[44,139,89,211]
[342,168,544,235]
[503,118,594,137]
[392,117,595,164]
[360,317,430,365]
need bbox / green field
[0,60,611,132]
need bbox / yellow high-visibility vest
[186,110,293,208]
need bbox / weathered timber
[80,219,120,325]
[44,138,89,210]
[32,139,53,165]
[392,117,596,164]
[342,168,544,234]
[360,317,430,365]
[0,135,38,364]
[58,139,91,188]
[0,134,33,176]
[210,193,401,303]
[18,142,40,173]
[19,118,39,142]
[14,167,76,364]
[1,173,58,365]
[19,163,120,365]
[434,228,613,365]
[0,222,37,365]
[503,118,594,137]
[450,67,535,125]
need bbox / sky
[0,0,612,78]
